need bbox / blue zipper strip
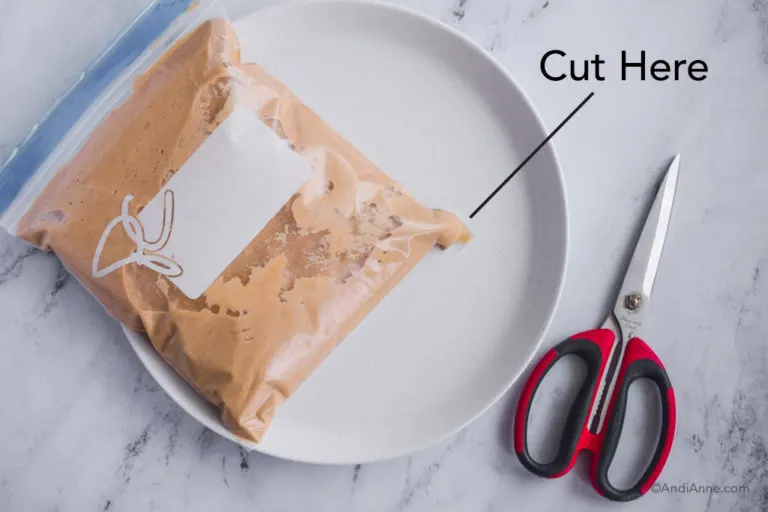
[0,0,196,216]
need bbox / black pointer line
[469,91,595,219]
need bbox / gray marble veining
[1,0,767,510]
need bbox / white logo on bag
[87,106,312,299]
[92,190,183,279]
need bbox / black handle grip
[592,338,676,501]
[514,330,613,478]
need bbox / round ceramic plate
[123,0,568,464]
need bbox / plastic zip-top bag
[0,0,472,442]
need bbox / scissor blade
[616,155,680,313]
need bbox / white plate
[124,0,568,465]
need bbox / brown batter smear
[16,18,471,442]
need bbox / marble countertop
[1,0,767,510]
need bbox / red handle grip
[590,337,676,501]
[513,329,615,478]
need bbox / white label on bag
[92,105,312,299]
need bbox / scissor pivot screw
[624,293,642,311]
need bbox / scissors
[513,156,680,502]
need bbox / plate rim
[124,0,570,465]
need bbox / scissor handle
[513,329,615,478]
[590,337,676,501]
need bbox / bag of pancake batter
[0,0,470,442]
